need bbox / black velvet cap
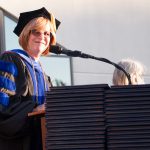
[14,7,61,36]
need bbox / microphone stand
[50,45,132,85]
[79,52,132,85]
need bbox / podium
[105,84,150,149]
[45,84,109,150]
[31,84,150,150]
[28,110,46,150]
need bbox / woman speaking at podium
[0,7,60,150]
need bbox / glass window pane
[4,16,21,50]
[40,56,72,86]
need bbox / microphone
[50,45,88,57]
[50,45,132,85]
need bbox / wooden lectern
[28,110,46,150]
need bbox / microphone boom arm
[50,45,132,85]
[80,53,132,85]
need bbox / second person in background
[112,58,145,85]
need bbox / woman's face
[27,22,51,60]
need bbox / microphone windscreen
[50,45,61,54]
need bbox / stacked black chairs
[45,84,109,150]
[105,84,150,150]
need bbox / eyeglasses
[30,29,52,38]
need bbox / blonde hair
[113,58,145,85]
[19,14,57,56]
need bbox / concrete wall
[1,0,150,85]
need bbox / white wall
[1,0,150,85]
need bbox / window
[40,55,72,86]
[4,16,21,50]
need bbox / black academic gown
[0,51,49,150]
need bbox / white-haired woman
[113,58,145,85]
